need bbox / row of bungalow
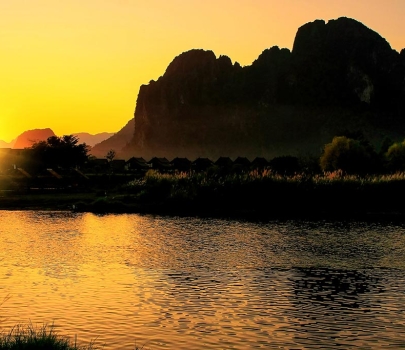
[0,149,267,175]
[118,157,270,172]
[1,146,293,176]
[88,156,272,173]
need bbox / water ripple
[0,211,405,348]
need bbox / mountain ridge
[12,128,56,149]
[73,132,115,147]
[115,16,405,160]
[0,129,114,150]
[89,119,135,158]
[5,17,404,161]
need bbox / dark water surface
[0,211,405,349]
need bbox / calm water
[0,211,405,349]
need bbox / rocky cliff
[122,17,405,160]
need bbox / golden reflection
[1,212,405,349]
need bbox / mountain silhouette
[73,132,115,147]
[89,119,134,158]
[13,128,56,149]
[0,139,14,148]
[4,130,113,150]
[110,17,405,160]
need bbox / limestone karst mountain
[4,130,113,150]
[114,17,405,161]
[13,128,56,149]
[5,18,404,160]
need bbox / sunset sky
[1,0,404,142]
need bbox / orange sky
[1,0,404,142]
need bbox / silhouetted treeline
[3,128,405,184]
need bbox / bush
[385,140,405,172]
[320,136,373,174]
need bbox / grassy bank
[0,324,147,350]
[2,169,405,220]
[0,324,96,350]
[136,169,405,220]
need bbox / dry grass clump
[0,323,97,350]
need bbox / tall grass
[0,323,97,350]
[121,168,405,217]
[133,168,405,190]
[0,323,147,350]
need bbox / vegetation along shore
[0,323,148,350]
[2,133,405,221]
[0,323,95,350]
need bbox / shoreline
[2,191,405,223]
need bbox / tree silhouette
[320,136,373,174]
[106,149,116,163]
[385,140,405,172]
[28,135,90,170]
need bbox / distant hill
[5,130,114,150]
[117,16,405,161]
[13,128,56,149]
[0,139,14,148]
[89,119,134,158]
[73,132,115,147]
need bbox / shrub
[320,136,373,174]
[385,140,405,172]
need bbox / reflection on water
[288,268,405,348]
[0,211,405,348]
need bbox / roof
[171,157,192,166]
[126,157,150,168]
[192,157,214,170]
[251,157,269,166]
[127,156,147,163]
[148,157,172,168]
[215,157,233,167]
[192,157,214,164]
[234,156,251,166]
[171,158,192,171]
[171,157,191,163]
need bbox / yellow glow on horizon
[1,0,405,142]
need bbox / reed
[122,169,405,217]
[0,323,96,350]
[0,323,146,350]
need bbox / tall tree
[28,135,90,170]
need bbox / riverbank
[2,170,405,221]
[1,188,405,223]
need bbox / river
[0,210,404,349]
